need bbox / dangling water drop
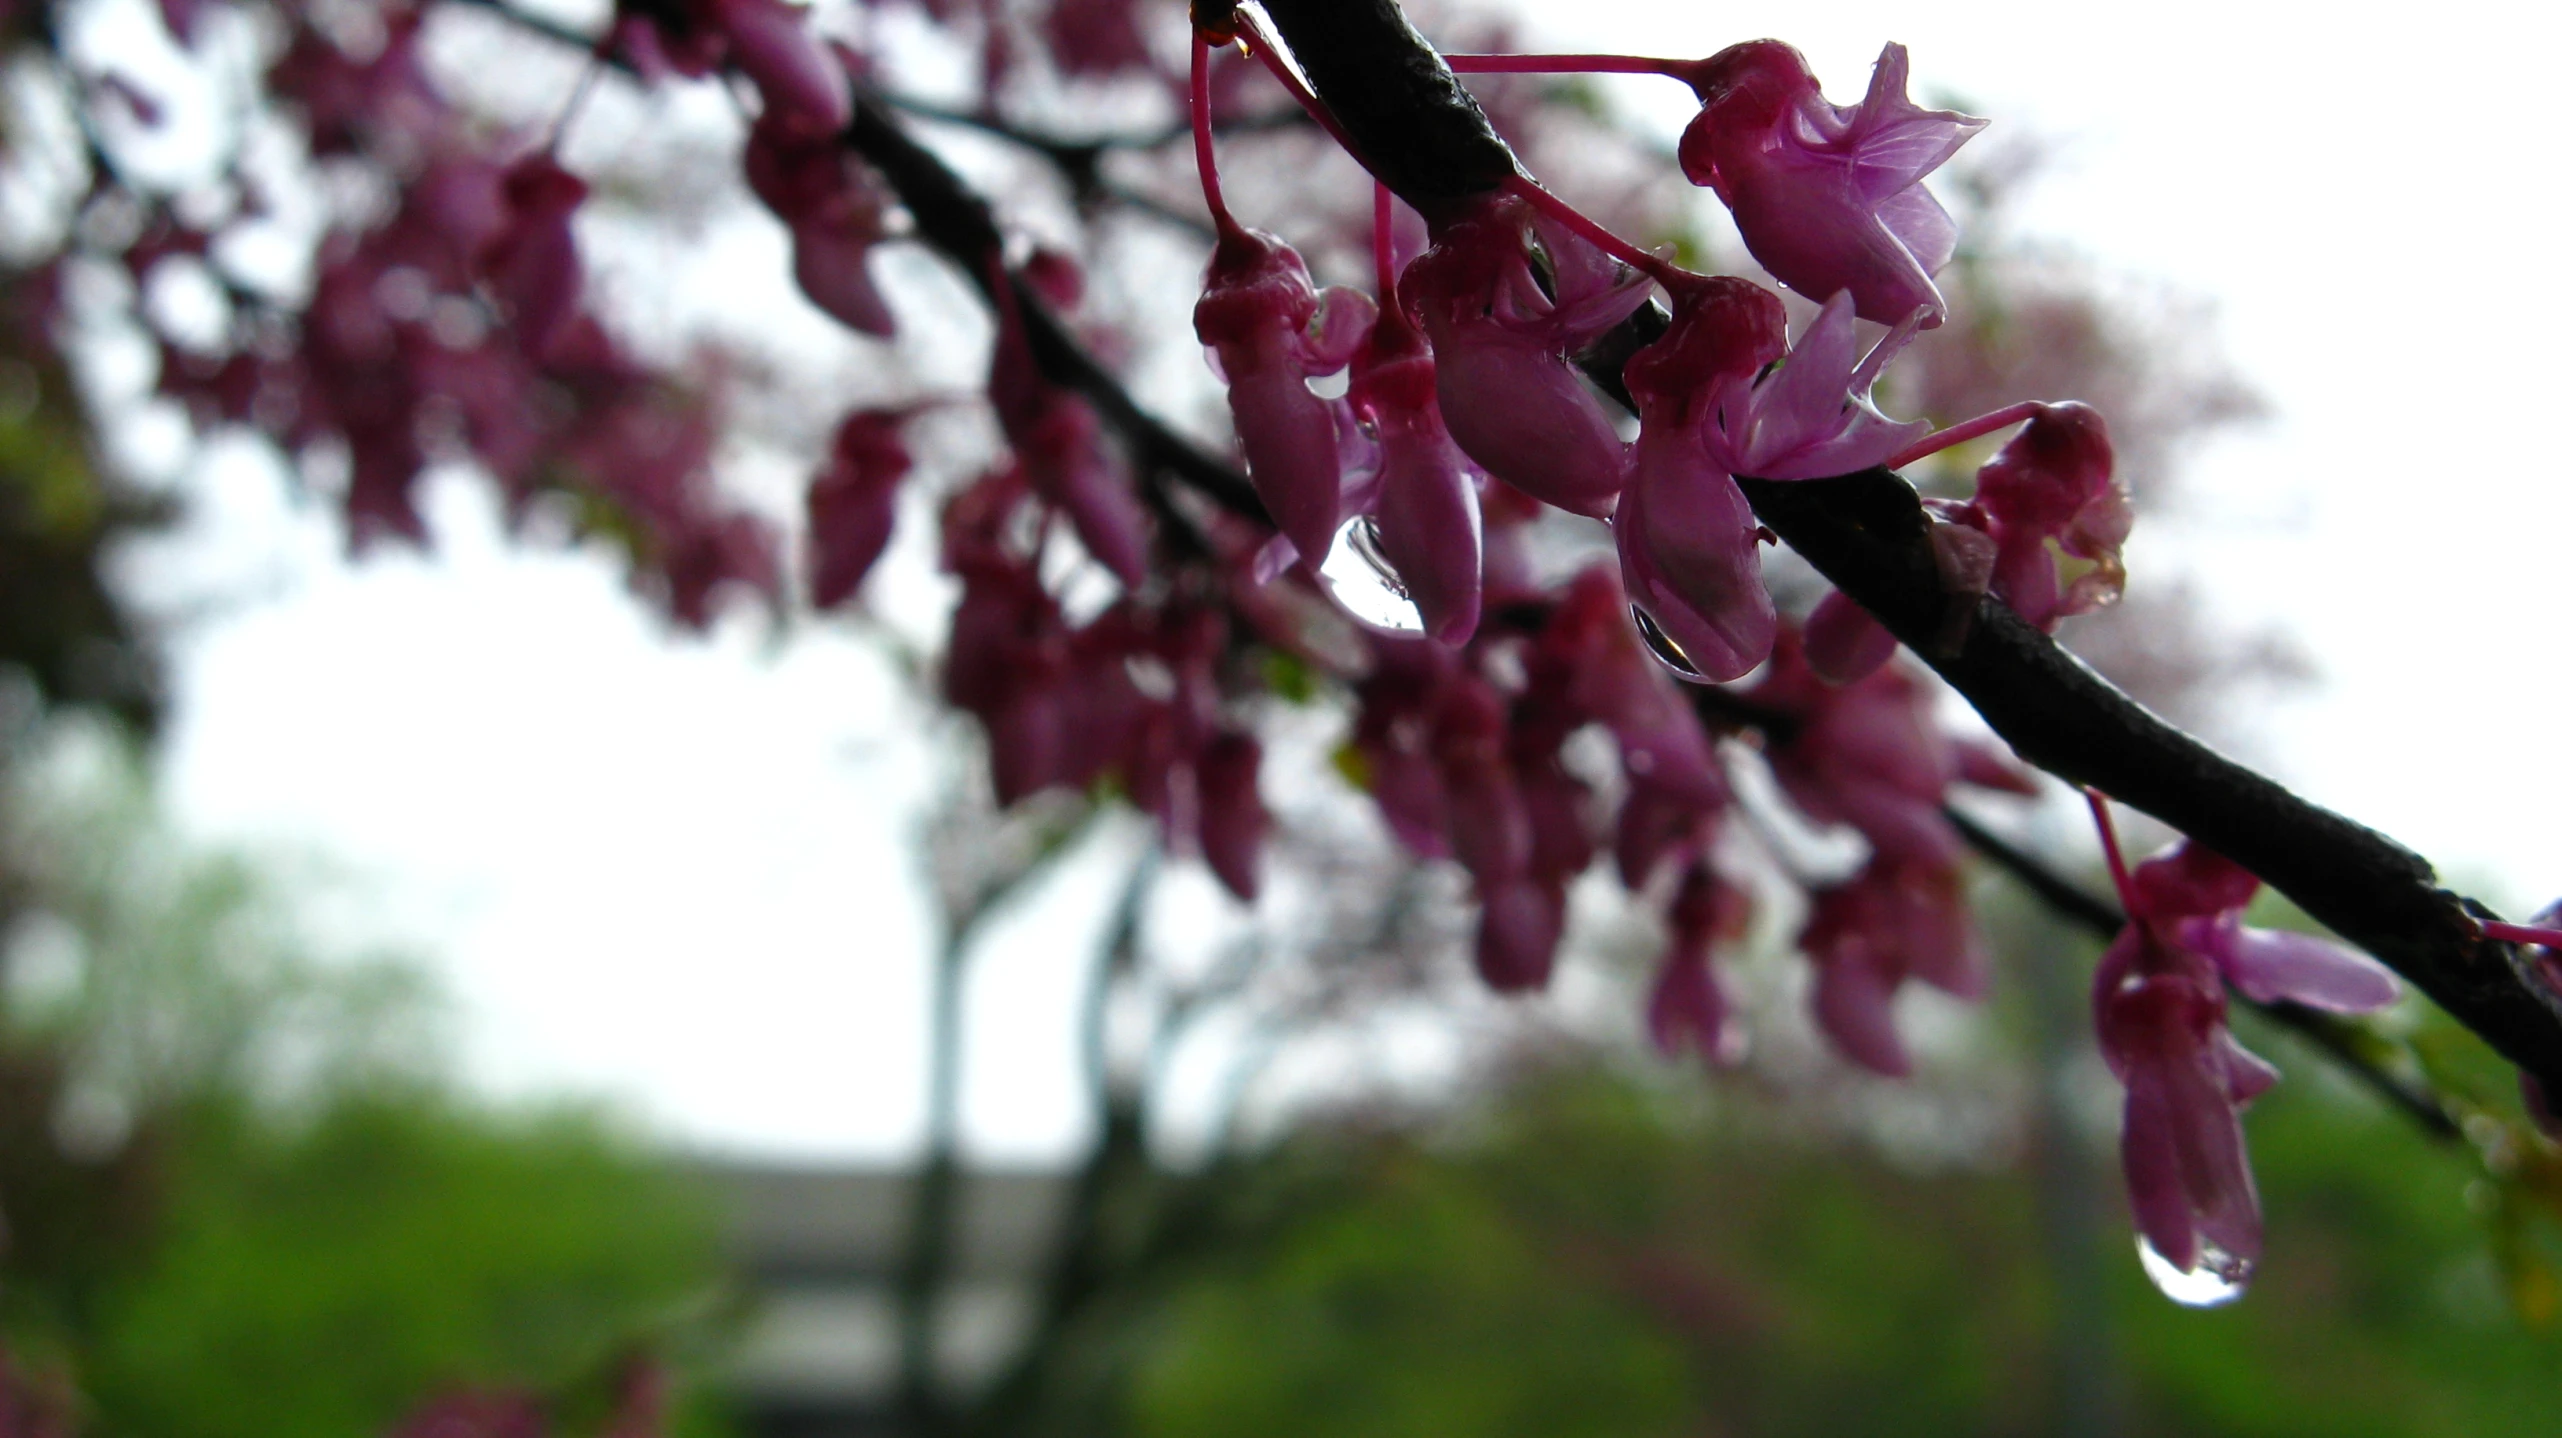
[2136,1238,2251,1307]
[1318,515,1424,632]
[1628,605,1706,680]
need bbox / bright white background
[143,0,2562,1160]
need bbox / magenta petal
[2214,927,2400,1014]
[1196,732,1267,903]
[1371,423,1484,645]
[1477,879,1564,993]
[1228,349,1348,565]
[1803,588,1896,683]
[1614,439,1773,683]
[1813,950,1910,1076]
[715,0,852,131]
[2120,1073,2202,1274]
[792,224,895,336]
[1432,334,1628,516]
[1648,950,1732,1062]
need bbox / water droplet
[1628,605,1705,680]
[1318,516,1423,633]
[2136,1238,2251,1308]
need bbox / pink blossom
[1478,877,1566,993]
[1702,291,1929,481]
[1650,864,1749,1063]
[1748,627,1964,873]
[1347,307,1483,644]
[1801,858,1983,1076]
[2097,837,2399,1285]
[1940,402,2130,631]
[745,112,896,337]
[1615,275,1790,681]
[807,408,913,608]
[478,154,588,363]
[1196,730,1268,902]
[1195,228,1374,565]
[1399,193,1646,517]
[1678,41,1983,327]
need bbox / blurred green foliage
[1131,1051,2562,1438]
[0,722,732,1437]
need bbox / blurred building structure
[709,1164,1070,1438]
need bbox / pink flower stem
[1442,53,1705,85]
[543,51,606,156]
[2481,920,2562,951]
[1373,182,1397,301]
[1885,402,2043,471]
[2083,786,2139,917]
[1190,30,1244,242]
[1228,12,1362,162]
[1498,175,1688,288]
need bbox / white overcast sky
[141,0,2562,1161]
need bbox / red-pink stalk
[1442,52,1705,85]
[1498,175,1688,288]
[1191,31,1242,241]
[2482,920,2562,951]
[1372,183,1397,301]
[1885,402,2043,471]
[2085,786,2138,916]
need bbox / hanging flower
[1678,41,1984,328]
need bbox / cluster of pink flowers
[93,0,2418,1304]
[151,0,794,625]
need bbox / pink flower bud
[710,0,851,132]
[1477,877,1565,993]
[478,155,588,362]
[807,408,913,608]
[1196,730,1267,903]
[1970,402,2129,630]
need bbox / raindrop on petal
[1318,515,1424,632]
[1629,604,1706,680]
[2137,1237,2251,1308]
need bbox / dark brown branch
[843,92,1270,526]
[1252,0,2562,1092]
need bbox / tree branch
[1251,0,2562,1091]
[432,0,1271,527]
[842,91,1269,525]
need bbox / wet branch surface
[1253,0,2562,1091]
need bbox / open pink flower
[1615,275,1790,681]
[2096,837,2398,1288]
[1678,41,1983,328]
[1703,290,1929,481]
[1800,857,1982,1076]
[1400,192,1648,517]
